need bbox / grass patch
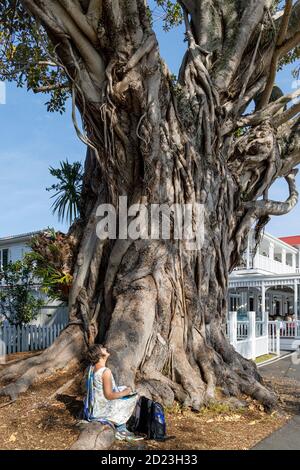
[201,402,233,414]
[255,354,276,364]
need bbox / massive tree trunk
[2,0,300,410]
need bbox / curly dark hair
[87,344,106,365]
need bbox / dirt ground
[0,354,296,450]
[111,401,288,451]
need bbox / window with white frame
[0,248,9,269]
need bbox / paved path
[253,355,300,450]
[258,353,300,382]
[253,415,300,450]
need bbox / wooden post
[276,320,281,356]
[249,311,256,360]
[262,282,268,337]
[294,280,298,321]
[229,311,237,349]
[261,282,266,320]
[246,235,251,269]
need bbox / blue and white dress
[84,366,138,426]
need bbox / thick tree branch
[237,88,300,128]
[33,81,69,93]
[284,0,300,42]
[58,0,98,45]
[258,0,293,109]
[279,31,300,57]
[212,1,272,92]
[87,0,102,30]
[280,118,300,174]
[258,0,300,109]
[273,102,300,128]
[245,169,299,217]
[21,0,106,90]
[277,0,293,46]
[180,0,195,15]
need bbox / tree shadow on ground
[56,394,83,419]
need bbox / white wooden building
[229,231,300,321]
[228,231,300,356]
[0,230,68,327]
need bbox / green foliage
[0,259,44,326]
[26,251,72,302]
[234,127,246,138]
[153,0,183,31]
[279,45,300,78]
[46,159,83,226]
[274,2,300,74]
[26,229,74,302]
[199,401,233,415]
[271,1,284,13]
[0,0,299,114]
[0,0,69,113]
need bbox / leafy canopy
[0,0,299,113]
[0,0,69,112]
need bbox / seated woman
[84,344,141,441]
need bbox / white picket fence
[228,311,271,360]
[268,322,280,356]
[0,323,67,356]
[228,313,300,359]
[268,320,300,352]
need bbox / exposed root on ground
[0,326,84,401]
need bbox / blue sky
[0,9,299,238]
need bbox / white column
[292,254,297,272]
[261,282,266,319]
[282,248,286,266]
[249,311,256,360]
[261,282,268,336]
[229,311,237,349]
[276,321,281,356]
[246,235,251,269]
[294,280,298,320]
[269,242,274,260]
[253,252,259,269]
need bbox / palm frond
[47,158,83,225]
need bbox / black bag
[128,396,167,441]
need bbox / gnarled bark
[2,0,300,416]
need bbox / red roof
[280,236,300,246]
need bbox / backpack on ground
[128,396,167,441]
